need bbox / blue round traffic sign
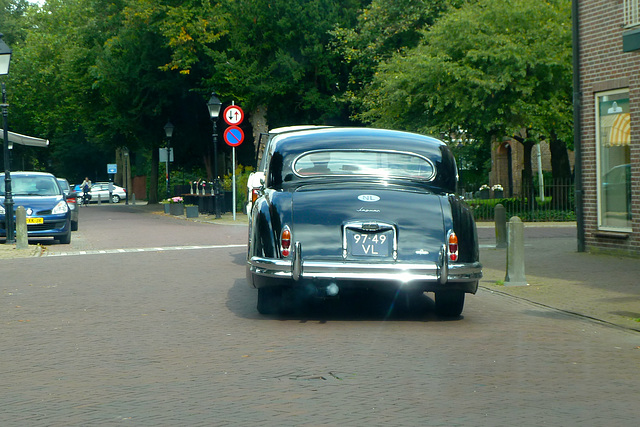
[223,126,244,146]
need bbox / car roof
[268,125,331,136]
[266,127,457,193]
[272,127,446,157]
[1,171,56,178]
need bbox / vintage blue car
[246,127,482,317]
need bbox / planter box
[169,203,184,216]
[185,205,199,218]
[163,204,171,214]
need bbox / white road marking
[45,244,246,257]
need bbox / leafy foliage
[2,0,574,205]
[358,0,572,143]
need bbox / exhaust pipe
[326,283,339,297]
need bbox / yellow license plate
[26,217,44,224]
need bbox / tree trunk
[148,145,159,204]
[512,131,536,207]
[249,105,268,168]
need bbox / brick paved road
[1,207,638,426]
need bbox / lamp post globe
[164,120,174,199]
[207,92,223,218]
[1,33,14,244]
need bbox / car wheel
[111,194,120,203]
[434,290,465,317]
[257,287,282,315]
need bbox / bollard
[98,194,102,205]
[15,206,28,250]
[131,193,136,205]
[494,203,507,248]
[505,216,527,286]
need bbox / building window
[596,89,632,231]
[624,0,640,28]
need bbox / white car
[246,125,330,216]
[80,182,127,204]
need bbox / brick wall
[579,0,640,254]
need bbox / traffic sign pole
[221,103,244,220]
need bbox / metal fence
[461,179,576,222]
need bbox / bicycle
[81,191,91,206]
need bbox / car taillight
[448,232,459,262]
[281,226,292,257]
[251,188,260,203]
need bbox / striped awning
[602,113,630,146]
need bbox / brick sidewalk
[477,223,640,332]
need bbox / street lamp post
[164,121,174,199]
[207,92,222,218]
[1,33,14,244]
[123,147,129,205]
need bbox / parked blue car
[0,171,72,244]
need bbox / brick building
[575,0,639,255]
[489,138,574,198]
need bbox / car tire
[434,290,465,317]
[71,220,78,231]
[111,194,120,203]
[257,287,282,315]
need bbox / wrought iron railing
[461,179,576,222]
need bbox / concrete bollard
[131,193,136,205]
[15,206,28,250]
[98,194,102,205]
[505,216,527,286]
[494,203,507,249]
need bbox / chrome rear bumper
[249,255,482,283]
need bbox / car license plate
[26,217,44,224]
[347,229,392,257]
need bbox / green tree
[0,0,31,46]
[359,0,573,195]
[159,0,361,127]
[331,0,467,115]
[6,0,116,178]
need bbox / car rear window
[293,150,436,180]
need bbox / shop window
[595,89,632,231]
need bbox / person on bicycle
[81,177,91,205]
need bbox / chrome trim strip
[249,256,482,282]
